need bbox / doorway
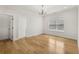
[0,14,13,40]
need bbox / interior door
[0,14,12,40]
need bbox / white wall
[0,6,43,40]
[17,15,27,39]
[15,11,43,39]
[26,14,43,37]
[44,7,78,40]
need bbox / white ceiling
[0,5,77,14]
[29,5,77,14]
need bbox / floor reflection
[49,37,64,53]
[48,36,77,54]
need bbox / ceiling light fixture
[40,5,46,16]
[41,5,44,15]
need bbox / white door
[0,14,13,40]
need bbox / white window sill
[49,29,64,32]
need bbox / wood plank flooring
[0,35,78,54]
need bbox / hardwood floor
[0,35,78,54]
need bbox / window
[56,19,64,31]
[49,17,64,32]
[49,20,56,30]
